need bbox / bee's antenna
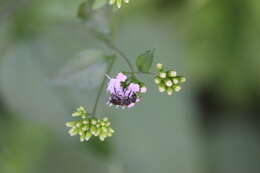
[105,74,112,79]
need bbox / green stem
[130,71,156,75]
[92,56,116,116]
[87,28,135,73]
[105,42,135,73]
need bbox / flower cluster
[106,73,147,108]
[154,63,186,95]
[66,107,114,141]
[109,0,130,8]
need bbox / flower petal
[128,103,135,108]
[116,73,127,82]
[128,83,140,93]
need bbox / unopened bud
[168,71,177,77]
[156,63,163,70]
[174,86,181,92]
[173,78,179,84]
[154,77,161,84]
[165,80,173,87]
[179,77,186,83]
[159,72,166,79]
[167,88,174,95]
[158,86,166,92]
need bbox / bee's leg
[106,100,110,105]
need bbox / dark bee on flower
[109,90,137,107]
[106,73,144,108]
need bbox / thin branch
[129,71,156,75]
[92,56,116,116]
[87,28,135,73]
[105,42,135,73]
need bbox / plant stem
[130,71,157,75]
[92,56,116,116]
[105,42,135,73]
[87,28,135,73]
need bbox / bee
[109,88,137,107]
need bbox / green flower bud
[106,122,111,126]
[172,78,179,84]
[91,119,97,125]
[72,106,87,117]
[66,121,76,127]
[179,77,186,83]
[156,63,164,71]
[66,107,114,142]
[107,132,113,137]
[94,129,101,136]
[167,88,174,96]
[165,80,173,87]
[69,127,78,136]
[102,127,108,133]
[168,70,177,77]
[80,134,86,142]
[109,128,115,133]
[76,122,81,127]
[158,85,166,92]
[82,126,88,131]
[173,85,181,92]
[101,122,106,126]
[90,126,96,134]
[159,72,167,79]
[85,132,92,141]
[109,0,130,8]
[78,131,83,136]
[154,77,161,84]
[83,120,89,124]
[154,64,185,96]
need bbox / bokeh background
[1,0,260,173]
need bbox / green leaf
[77,1,93,20]
[92,0,107,10]
[136,49,155,72]
[50,49,115,89]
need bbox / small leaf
[136,49,155,73]
[92,0,107,10]
[77,1,93,20]
[50,49,115,89]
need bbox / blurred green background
[1,0,260,173]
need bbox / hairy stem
[92,56,116,116]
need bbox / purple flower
[106,73,142,108]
